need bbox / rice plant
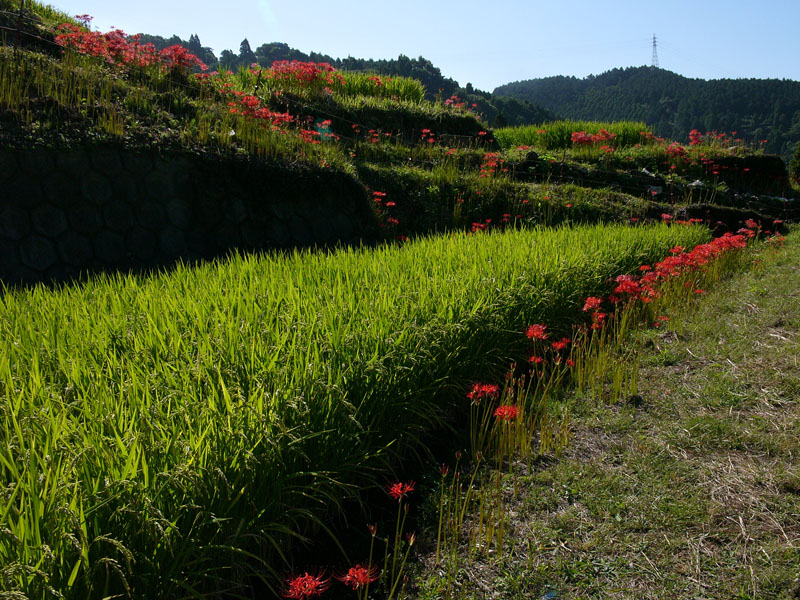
[0,224,710,598]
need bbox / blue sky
[47,0,800,91]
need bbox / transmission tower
[651,34,659,69]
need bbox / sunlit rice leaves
[0,224,709,597]
[495,120,650,150]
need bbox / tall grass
[0,224,709,598]
[495,120,651,150]
[0,0,74,28]
[338,72,426,103]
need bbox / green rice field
[0,224,710,597]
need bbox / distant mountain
[494,66,800,161]
[132,36,555,127]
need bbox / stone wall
[0,146,379,286]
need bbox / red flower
[551,337,571,351]
[284,572,330,599]
[336,564,379,590]
[387,481,415,501]
[494,405,518,421]
[526,324,549,341]
[466,382,500,402]
[582,296,603,312]
[528,355,544,365]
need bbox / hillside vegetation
[0,3,797,599]
[494,66,800,162]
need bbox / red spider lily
[528,355,545,365]
[494,405,518,421]
[284,572,330,599]
[299,129,322,144]
[405,532,417,545]
[566,359,575,367]
[387,481,415,501]
[55,24,206,72]
[590,311,608,330]
[665,142,688,161]
[571,131,593,145]
[471,221,489,233]
[613,274,642,297]
[582,297,603,312]
[439,463,450,477]
[335,564,379,590]
[467,383,500,403]
[267,60,344,88]
[479,152,505,178]
[551,337,571,351]
[526,323,549,341]
[367,523,377,536]
[744,218,759,230]
[160,44,207,71]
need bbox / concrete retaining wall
[0,146,378,286]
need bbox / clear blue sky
[47,0,800,91]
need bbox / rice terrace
[1,1,799,599]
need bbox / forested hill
[133,35,554,127]
[494,66,800,161]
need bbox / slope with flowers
[0,4,797,600]
[411,228,800,600]
[2,5,794,259]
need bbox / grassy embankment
[410,228,799,600]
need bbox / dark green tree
[219,48,236,68]
[238,38,257,67]
[790,141,800,183]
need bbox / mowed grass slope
[0,224,709,597]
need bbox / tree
[238,38,257,67]
[219,49,236,68]
[790,141,800,184]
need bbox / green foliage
[0,47,349,169]
[0,224,709,598]
[0,0,74,30]
[495,120,650,150]
[790,141,800,183]
[494,66,800,161]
